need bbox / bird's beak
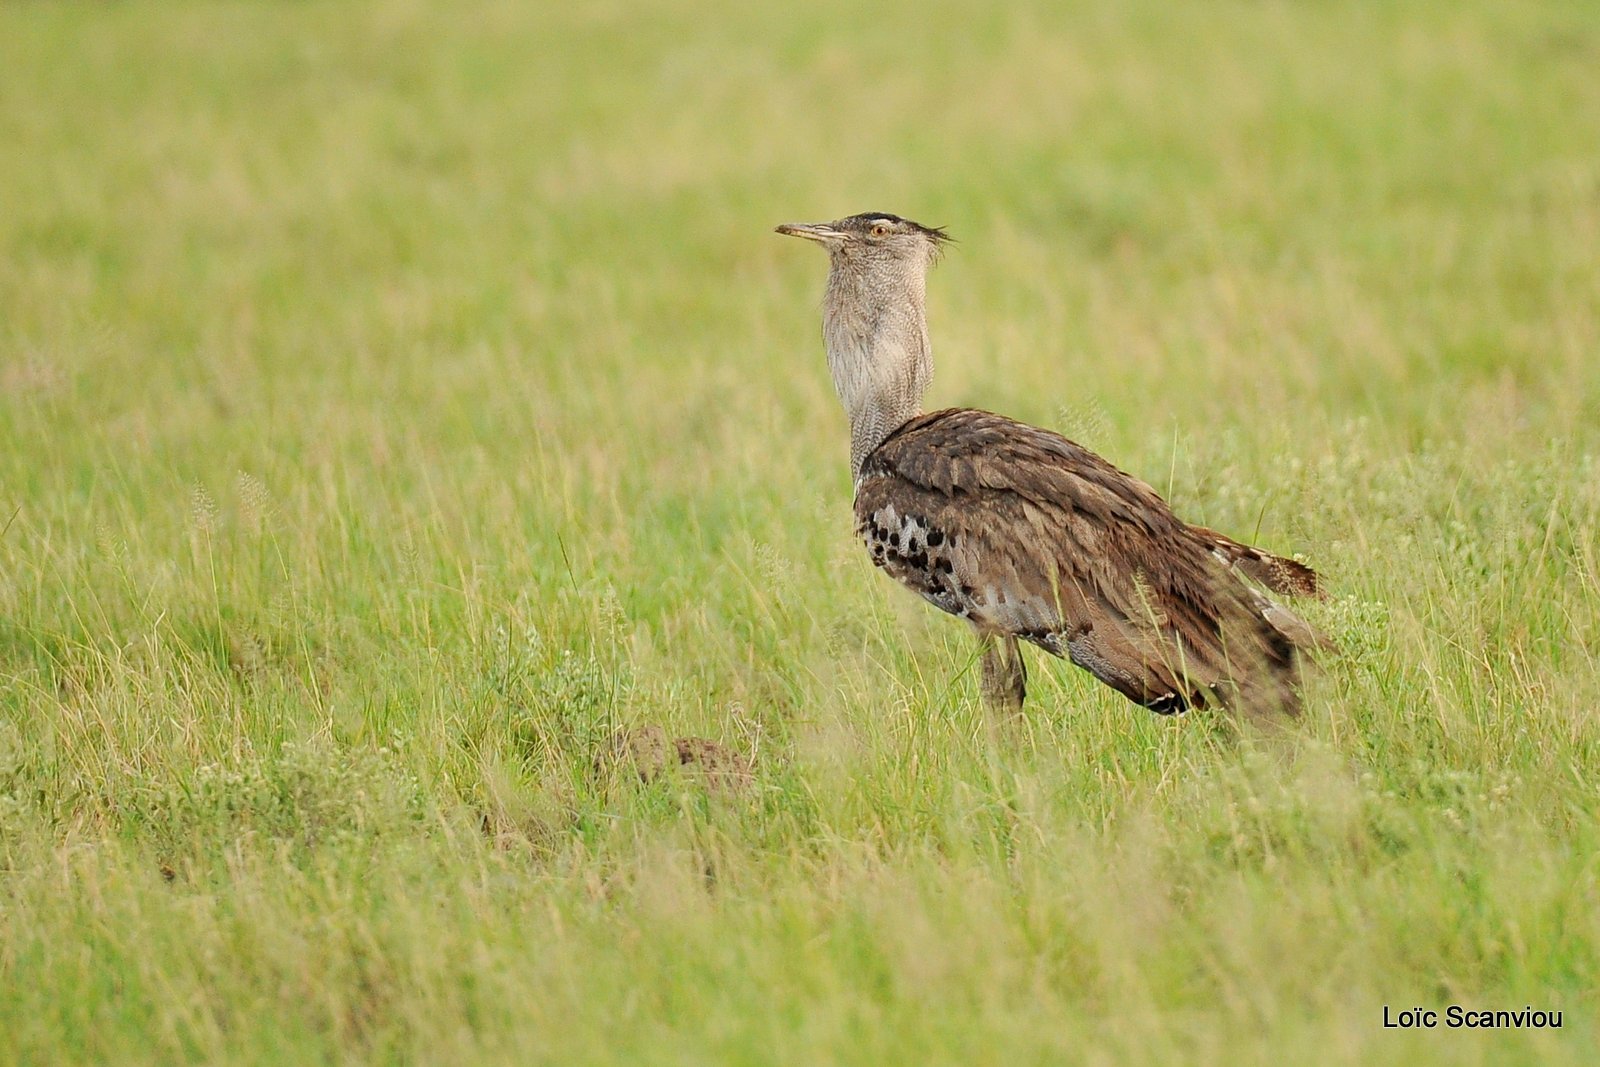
[774,222,844,244]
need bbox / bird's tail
[1190,524,1333,668]
[1190,525,1325,601]
[1190,528,1334,721]
[1250,589,1336,657]
[1223,596,1330,722]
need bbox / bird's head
[774,213,951,277]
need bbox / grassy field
[3,0,1599,1062]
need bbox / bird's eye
[870,223,890,237]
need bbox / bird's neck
[822,266,933,479]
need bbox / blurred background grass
[2,0,1598,1063]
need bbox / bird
[774,212,1327,720]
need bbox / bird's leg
[979,635,1027,715]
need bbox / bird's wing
[854,408,1296,711]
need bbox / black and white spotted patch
[857,504,968,619]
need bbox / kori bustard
[776,212,1326,719]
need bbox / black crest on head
[844,212,953,244]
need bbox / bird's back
[853,408,1321,717]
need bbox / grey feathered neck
[821,245,935,479]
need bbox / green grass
[3,0,1599,1062]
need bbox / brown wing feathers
[855,409,1324,716]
